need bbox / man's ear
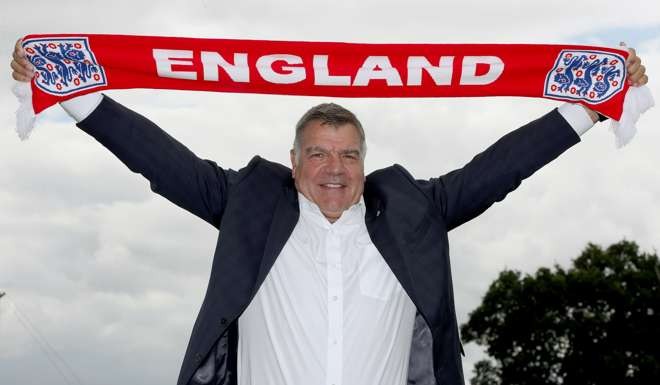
[290,149,297,178]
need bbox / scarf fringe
[610,85,655,148]
[12,82,36,141]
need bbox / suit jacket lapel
[364,189,418,308]
[252,181,300,297]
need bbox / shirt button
[332,339,338,345]
[331,295,338,301]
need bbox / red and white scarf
[13,34,653,146]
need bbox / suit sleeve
[427,108,581,231]
[76,95,234,228]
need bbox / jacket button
[194,353,202,363]
[220,317,228,325]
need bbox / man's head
[290,103,366,223]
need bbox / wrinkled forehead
[300,121,362,149]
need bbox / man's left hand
[625,47,648,87]
[582,46,648,122]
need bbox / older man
[11,39,648,385]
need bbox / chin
[319,202,349,215]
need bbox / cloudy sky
[1,1,658,384]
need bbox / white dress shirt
[237,194,417,385]
[59,93,595,385]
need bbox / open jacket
[77,96,580,385]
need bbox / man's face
[291,120,365,223]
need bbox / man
[11,39,648,385]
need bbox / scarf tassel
[609,85,655,148]
[13,82,36,141]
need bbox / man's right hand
[11,38,34,82]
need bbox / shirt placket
[326,227,343,385]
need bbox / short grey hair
[293,103,367,162]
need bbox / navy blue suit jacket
[77,96,581,385]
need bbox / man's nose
[325,153,344,174]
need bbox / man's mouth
[320,183,345,189]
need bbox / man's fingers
[11,48,35,82]
[11,37,36,83]
[11,38,34,74]
[624,47,637,72]
[10,56,30,71]
[10,60,32,75]
[10,69,32,82]
[12,51,29,67]
[627,58,646,86]
[622,47,648,87]
[10,58,27,75]
[13,38,26,60]
[627,56,641,75]
[629,65,647,86]
[11,71,31,82]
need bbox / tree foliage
[461,240,660,385]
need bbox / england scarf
[13,34,654,146]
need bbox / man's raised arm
[422,48,648,231]
[11,38,234,228]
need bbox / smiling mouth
[320,183,345,189]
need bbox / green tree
[461,240,660,385]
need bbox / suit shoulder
[367,164,416,184]
[367,164,438,205]
[233,156,292,185]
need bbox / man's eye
[311,153,325,159]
